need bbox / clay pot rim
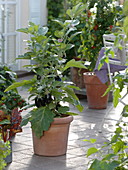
[83,72,95,76]
[52,115,73,125]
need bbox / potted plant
[0,64,27,141]
[78,0,123,109]
[0,91,27,141]
[5,4,86,156]
[62,0,120,93]
[0,64,27,164]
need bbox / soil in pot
[83,72,109,109]
[32,115,73,156]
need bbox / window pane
[30,0,41,24]
[7,35,16,63]
[7,4,16,32]
[0,4,5,33]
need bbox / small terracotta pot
[32,115,73,156]
[83,72,109,109]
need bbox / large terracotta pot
[83,72,109,109]
[32,115,73,156]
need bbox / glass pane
[0,34,4,63]
[0,4,5,33]
[7,35,16,63]
[7,4,16,32]
[30,0,41,24]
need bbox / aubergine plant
[5,3,86,138]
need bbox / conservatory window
[0,0,18,69]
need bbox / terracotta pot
[32,115,73,156]
[83,72,109,109]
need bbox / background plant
[0,64,27,142]
[0,134,10,170]
[84,1,128,169]
[0,64,16,99]
[78,0,122,71]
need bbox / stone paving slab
[5,75,122,170]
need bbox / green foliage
[84,2,128,170]
[47,0,65,36]
[0,134,10,170]
[123,0,128,40]
[6,4,87,138]
[0,91,27,114]
[64,59,87,71]
[0,63,17,98]
[78,0,122,71]
[85,115,128,170]
[0,64,27,142]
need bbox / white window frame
[0,0,20,70]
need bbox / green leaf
[49,103,56,109]
[54,30,64,38]
[30,107,55,138]
[16,28,28,34]
[38,27,48,35]
[113,88,121,107]
[110,50,115,58]
[86,147,98,157]
[63,86,78,101]
[66,9,73,19]
[64,59,87,71]
[102,154,116,161]
[68,31,82,41]
[66,27,77,36]
[72,3,86,18]
[76,104,84,112]
[51,89,63,98]
[58,106,69,114]
[53,19,64,27]
[28,21,35,26]
[88,159,102,170]
[112,141,124,154]
[21,113,31,127]
[102,84,114,97]
[67,85,80,91]
[108,161,120,170]
[64,19,80,27]
[66,3,86,19]
[83,139,97,143]
[66,112,78,116]
[5,79,35,92]
[0,119,10,125]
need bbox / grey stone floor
[5,75,124,170]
